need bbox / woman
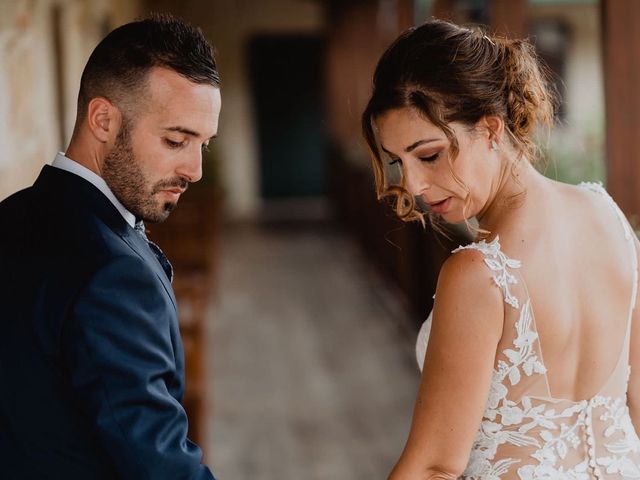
[362,20,640,479]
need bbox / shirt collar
[51,152,137,228]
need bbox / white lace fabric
[415,183,640,479]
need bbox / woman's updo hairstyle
[362,19,557,224]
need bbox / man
[0,14,220,479]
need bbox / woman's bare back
[499,180,636,402]
[415,181,640,478]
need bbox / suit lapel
[120,229,177,311]
[34,166,178,311]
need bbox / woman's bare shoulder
[435,245,505,326]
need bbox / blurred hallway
[206,222,420,479]
[2,1,631,478]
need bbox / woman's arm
[389,249,504,480]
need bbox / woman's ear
[86,97,121,144]
[480,115,505,145]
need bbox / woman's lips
[428,197,451,214]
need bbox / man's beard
[102,121,187,223]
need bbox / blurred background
[1,0,639,478]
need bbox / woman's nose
[403,163,430,196]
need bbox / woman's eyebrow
[381,138,440,156]
[404,138,440,152]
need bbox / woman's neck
[475,158,548,237]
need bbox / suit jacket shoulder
[0,165,213,479]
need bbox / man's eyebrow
[381,138,440,156]
[165,126,217,140]
[165,126,200,137]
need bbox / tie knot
[134,220,147,239]
[133,220,173,283]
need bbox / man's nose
[177,150,203,183]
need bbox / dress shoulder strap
[453,236,522,309]
[578,182,634,241]
[453,237,550,396]
[578,181,638,310]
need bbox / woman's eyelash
[420,153,440,162]
[387,152,439,166]
[201,144,210,153]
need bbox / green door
[248,34,327,198]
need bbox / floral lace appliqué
[453,236,640,479]
[463,297,551,478]
[454,236,521,309]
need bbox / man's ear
[480,115,505,144]
[86,97,121,143]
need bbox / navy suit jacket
[0,166,215,479]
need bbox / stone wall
[0,0,141,200]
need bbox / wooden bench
[147,187,221,447]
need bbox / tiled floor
[205,222,421,479]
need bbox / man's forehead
[145,66,218,99]
[133,69,220,136]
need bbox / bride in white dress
[362,20,640,480]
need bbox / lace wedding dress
[415,183,640,479]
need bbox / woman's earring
[491,139,499,151]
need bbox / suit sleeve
[62,255,215,480]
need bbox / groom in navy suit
[0,14,220,479]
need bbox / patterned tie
[134,220,174,283]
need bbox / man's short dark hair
[77,13,220,121]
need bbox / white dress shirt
[51,152,136,228]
